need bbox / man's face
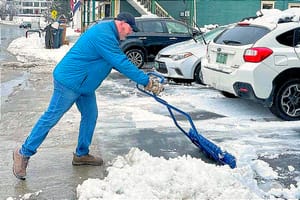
[119,21,133,40]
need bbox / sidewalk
[1,62,196,199]
[1,64,107,199]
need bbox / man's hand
[145,77,164,95]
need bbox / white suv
[202,11,300,121]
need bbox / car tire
[270,78,300,121]
[221,91,237,98]
[194,65,204,85]
[171,78,192,84]
[126,49,144,68]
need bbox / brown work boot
[72,153,103,166]
[13,148,29,180]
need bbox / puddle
[1,71,29,98]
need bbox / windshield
[195,26,227,43]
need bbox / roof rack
[278,16,294,23]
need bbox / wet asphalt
[1,62,300,199]
[0,24,200,199]
[1,65,97,199]
[0,63,206,199]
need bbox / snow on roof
[241,8,300,29]
[256,9,282,17]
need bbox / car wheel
[221,91,237,98]
[270,79,300,121]
[126,49,144,68]
[194,65,204,84]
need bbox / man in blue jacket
[13,12,163,180]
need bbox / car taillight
[237,22,250,26]
[243,47,273,63]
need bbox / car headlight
[170,52,193,61]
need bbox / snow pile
[77,148,261,200]
[77,148,300,200]
[7,27,80,64]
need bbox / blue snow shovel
[136,72,236,169]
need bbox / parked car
[121,16,200,68]
[19,22,31,29]
[154,25,228,84]
[201,10,300,121]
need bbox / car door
[136,20,171,59]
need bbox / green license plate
[216,53,227,64]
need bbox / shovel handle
[136,72,197,136]
[136,73,237,168]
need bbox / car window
[294,29,300,47]
[166,21,188,34]
[139,21,164,33]
[276,29,297,47]
[198,26,227,43]
[214,25,270,45]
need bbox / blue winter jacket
[53,20,149,94]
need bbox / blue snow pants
[21,80,98,157]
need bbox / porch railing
[137,0,171,18]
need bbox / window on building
[41,2,48,7]
[23,2,33,7]
[288,3,300,8]
[261,1,275,9]
[23,9,33,14]
[34,2,39,7]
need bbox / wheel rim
[281,83,300,117]
[127,51,143,67]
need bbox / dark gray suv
[121,17,200,68]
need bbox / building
[196,0,300,26]
[6,0,52,17]
[80,0,300,30]
[80,0,196,31]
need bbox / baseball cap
[116,12,139,32]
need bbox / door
[136,20,173,59]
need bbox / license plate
[216,53,227,64]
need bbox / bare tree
[0,0,7,20]
[7,0,17,20]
